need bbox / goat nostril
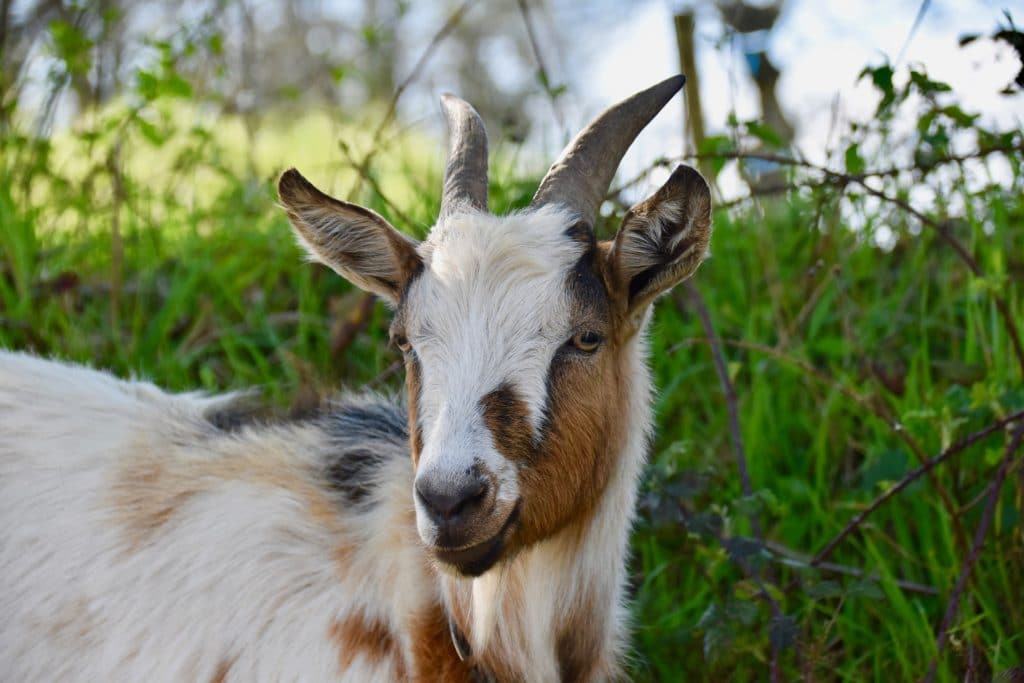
[415,477,490,522]
[451,479,487,516]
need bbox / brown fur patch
[46,597,98,649]
[208,657,234,683]
[109,459,199,549]
[109,434,343,552]
[406,604,475,682]
[556,590,605,682]
[480,384,533,462]
[328,611,404,677]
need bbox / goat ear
[607,165,711,315]
[278,169,421,303]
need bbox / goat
[0,75,712,682]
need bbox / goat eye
[392,334,412,353]
[570,331,602,353]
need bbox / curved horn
[530,75,686,226]
[439,94,489,218]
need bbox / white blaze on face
[403,207,584,542]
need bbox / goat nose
[415,475,489,523]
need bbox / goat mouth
[433,503,520,577]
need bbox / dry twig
[679,283,792,683]
[924,421,1024,683]
[346,0,475,199]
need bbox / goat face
[278,77,711,577]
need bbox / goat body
[0,344,641,681]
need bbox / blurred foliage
[2,3,1024,682]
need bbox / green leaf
[746,120,783,148]
[909,70,953,95]
[733,489,778,519]
[135,117,168,146]
[940,105,979,128]
[686,510,723,539]
[163,73,193,98]
[208,33,224,55]
[698,135,735,178]
[724,536,766,567]
[49,20,93,76]
[727,360,741,383]
[806,580,844,600]
[702,620,732,662]
[769,614,798,651]
[844,143,865,176]
[848,577,885,600]
[859,64,896,114]
[361,24,380,46]
[136,70,160,100]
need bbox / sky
[558,0,1022,202]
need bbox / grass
[2,95,1023,681]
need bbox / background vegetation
[1,2,1022,681]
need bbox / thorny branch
[673,335,968,550]
[763,540,938,596]
[679,283,790,683]
[609,142,1024,199]
[681,287,758,529]
[812,410,1024,566]
[516,0,564,131]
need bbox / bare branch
[672,336,968,548]
[679,284,793,682]
[763,540,939,596]
[924,421,1024,683]
[516,0,564,130]
[813,410,1024,567]
[346,0,475,199]
[679,286,757,529]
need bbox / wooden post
[673,12,711,180]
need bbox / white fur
[0,353,427,682]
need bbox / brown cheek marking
[517,350,625,549]
[329,611,404,677]
[406,355,424,465]
[407,604,475,682]
[480,384,534,463]
[479,354,624,551]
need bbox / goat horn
[439,93,489,218]
[530,75,686,227]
